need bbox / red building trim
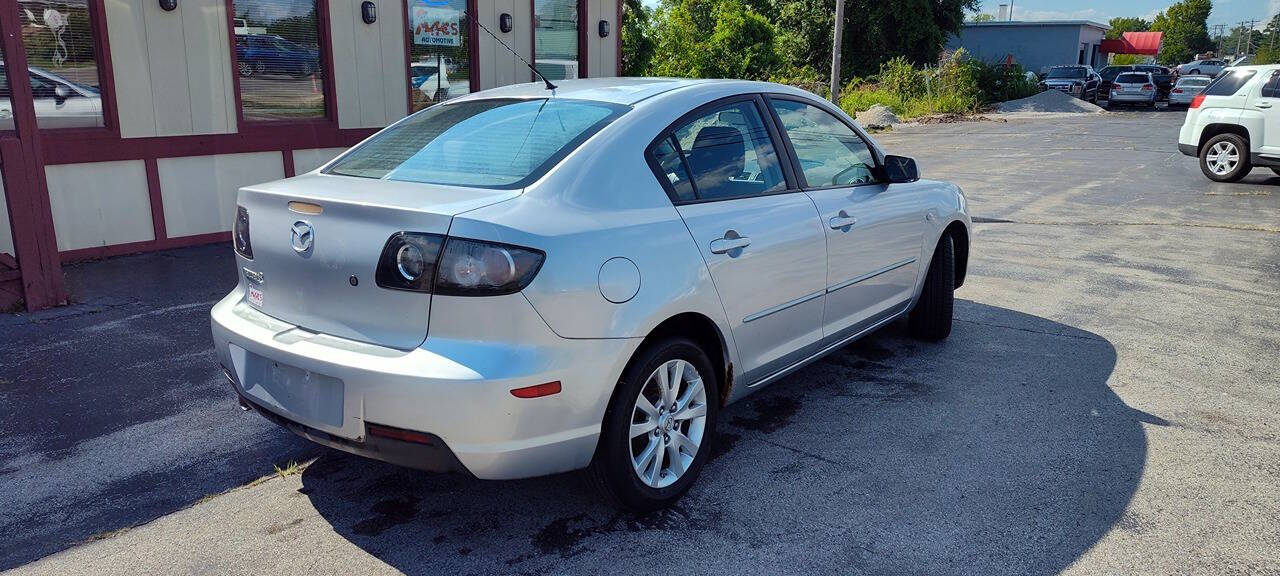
[528,0,536,83]
[467,0,479,94]
[616,0,622,76]
[144,158,167,241]
[0,1,67,309]
[577,0,588,78]
[402,0,414,115]
[60,232,232,264]
[282,148,296,177]
[40,125,377,165]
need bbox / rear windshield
[1047,67,1086,79]
[1202,70,1257,97]
[1177,77,1211,87]
[326,98,628,188]
[1116,74,1149,84]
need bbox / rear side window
[1202,70,1257,97]
[1262,71,1280,99]
[327,98,627,188]
[647,99,787,202]
[1116,73,1149,84]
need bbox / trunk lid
[236,172,520,349]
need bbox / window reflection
[534,0,578,81]
[4,0,104,130]
[408,0,471,113]
[232,0,326,121]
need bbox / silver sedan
[210,78,972,510]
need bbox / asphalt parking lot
[2,109,1278,575]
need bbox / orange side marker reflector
[511,381,562,398]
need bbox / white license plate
[248,286,264,307]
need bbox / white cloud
[1006,8,1104,22]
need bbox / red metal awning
[1100,31,1163,56]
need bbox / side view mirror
[54,84,69,104]
[883,155,919,183]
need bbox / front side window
[232,0,326,121]
[649,100,786,202]
[15,0,104,129]
[327,98,626,188]
[1262,71,1280,99]
[770,98,879,188]
[534,0,579,81]
[407,0,470,112]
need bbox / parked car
[1168,75,1213,107]
[211,78,972,510]
[235,34,320,78]
[1100,65,1173,101]
[1104,72,1158,108]
[1178,65,1280,182]
[0,64,103,129]
[1177,59,1227,77]
[410,63,451,101]
[1040,65,1101,102]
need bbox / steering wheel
[831,164,867,186]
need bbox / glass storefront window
[232,0,326,121]
[407,0,471,113]
[9,0,104,130]
[534,0,578,81]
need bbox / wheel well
[638,313,731,407]
[1198,124,1250,155]
[944,221,969,289]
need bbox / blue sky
[640,0,1278,29]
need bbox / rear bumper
[1179,143,1198,157]
[1107,93,1155,103]
[210,287,638,480]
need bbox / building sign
[412,3,461,46]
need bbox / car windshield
[1100,67,1128,80]
[1116,74,1149,84]
[326,98,628,188]
[1047,68,1086,79]
[1202,70,1257,96]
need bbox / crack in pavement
[954,318,1109,342]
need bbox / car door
[766,96,924,341]
[647,95,827,382]
[1252,69,1280,157]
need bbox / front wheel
[1199,133,1251,182]
[589,338,718,511]
[909,233,955,341]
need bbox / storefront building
[0,0,620,310]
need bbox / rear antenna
[474,17,557,91]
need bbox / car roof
[448,77,816,107]
[1224,64,1280,72]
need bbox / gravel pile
[855,104,901,129]
[997,89,1105,114]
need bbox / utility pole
[829,0,845,103]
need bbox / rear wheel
[909,233,955,341]
[1199,134,1251,183]
[589,338,718,511]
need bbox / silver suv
[211,78,972,509]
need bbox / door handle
[829,210,857,230]
[1257,102,1273,109]
[710,235,750,255]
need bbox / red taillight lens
[1172,88,1183,94]
[510,381,562,399]
[1142,84,1154,90]
[234,206,253,259]
[1190,94,1206,109]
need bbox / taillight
[1172,88,1183,94]
[1190,94,1206,109]
[1142,84,1154,90]
[234,206,253,259]
[375,233,544,296]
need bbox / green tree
[839,0,979,78]
[650,0,780,80]
[1106,17,1150,40]
[621,0,656,76]
[1150,0,1213,65]
[970,13,996,22]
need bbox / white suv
[1178,65,1280,182]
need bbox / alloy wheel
[237,61,252,77]
[1207,141,1239,176]
[629,359,708,489]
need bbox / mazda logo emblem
[290,220,314,254]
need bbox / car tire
[589,337,719,512]
[1199,133,1252,183]
[909,233,955,341]
[1190,69,1200,75]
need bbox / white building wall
[104,0,238,138]
[158,152,285,238]
[585,0,618,78]
[330,0,409,128]
[478,0,534,90]
[292,147,349,174]
[45,161,155,251]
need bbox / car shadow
[298,301,1162,575]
